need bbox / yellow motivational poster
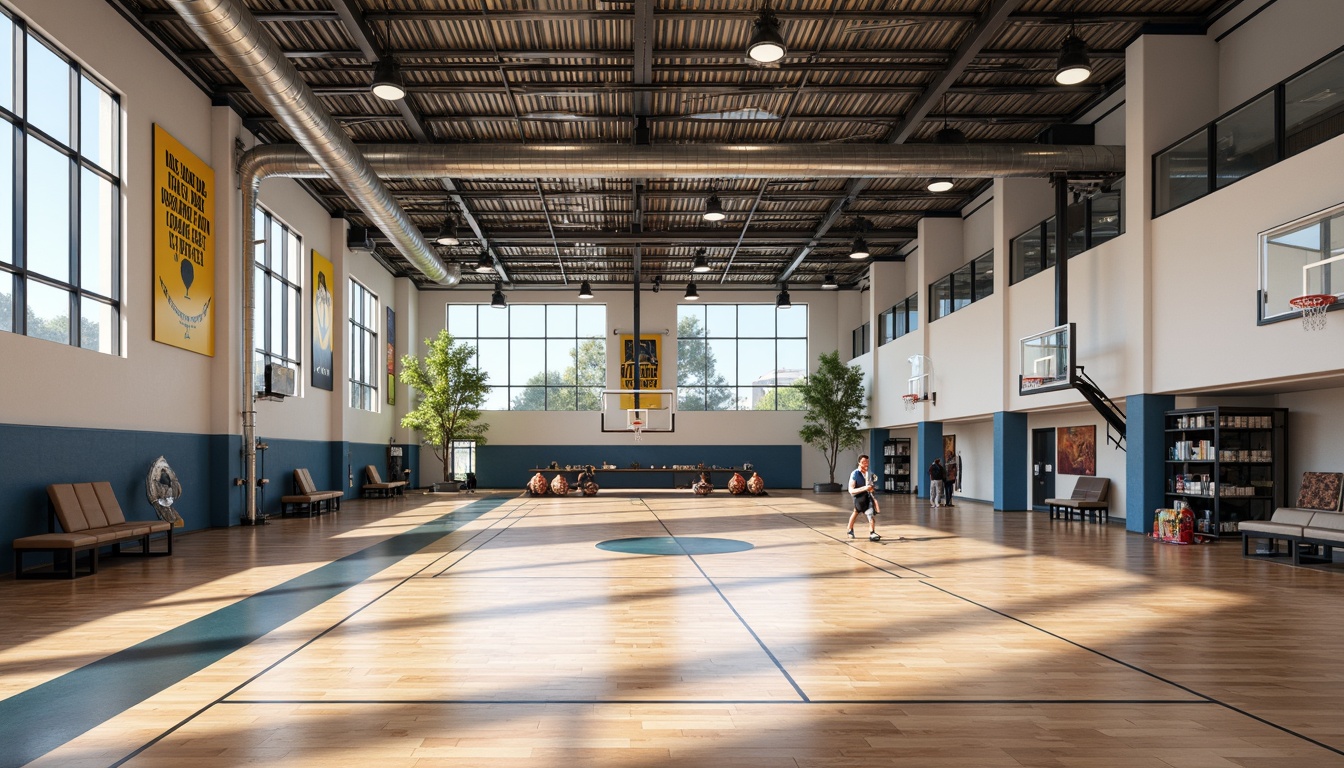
[618,334,662,409]
[153,124,215,355]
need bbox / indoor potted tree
[400,329,491,492]
[796,350,868,492]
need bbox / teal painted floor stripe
[0,495,508,768]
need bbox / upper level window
[0,12,122,353]
[252,208,301,392]
[677,303,807,411]
[348,278,379,410]
[931,251,994,320]
[878,293,919,345]
[1155,44,1344,216]
[446,302,607,411]
[1009,184,1123,285]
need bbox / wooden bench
[1046,477,1111,523]
[280,468,343,516]
[13,482,174,579]
[362,465,407,498]
[1242,508,1344,566]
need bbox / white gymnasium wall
[0,0,219,434]
[1215,0,1344,111]
[962,195,994,260]
[1149,134,1344,393]
[1275,386,1344,490]
[414,287,846,487]
[944,418,993,502]
[1027,407,1128,520]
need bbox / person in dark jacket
[929,458,946,507]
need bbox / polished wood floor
[4,489,1344,767]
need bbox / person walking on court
[847,454,881,541]
[929,457,947,507]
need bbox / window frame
[1258,201,1344,325]
[1009,185,1124,286]
[348,277,379,411]
[0,12,122,353]
[676,302,809,411]
[445,302,608,411]
[930,250,995,321]
[252,207,302,393]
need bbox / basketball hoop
[1289,294,1336,331]
[631,418,644,442]
[1021,376,1046,390]
[902,393,921,411]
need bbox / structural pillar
[1126,393,1174,533]
[994,411,1029,510]
[917,421,943,500]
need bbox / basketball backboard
[1018,323,1075,396]
[600,389,676,433]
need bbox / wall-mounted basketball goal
[601,389,676,440]
[1018,323,1076,396]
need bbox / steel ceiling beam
[180,46,1125,62]
[778,0,1027,283]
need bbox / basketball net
[631,419,644,443]
[902,394,920,412]
[1290,294,1336,331]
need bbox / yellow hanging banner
[618,334,662,409]
[152,124,215,355]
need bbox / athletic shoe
[869,532,881,541]
[846,529,855,539]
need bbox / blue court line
[0,495,508,768]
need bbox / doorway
[1032,428,1056,510]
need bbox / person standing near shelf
[929,457,946,507]
[846,455,881,541]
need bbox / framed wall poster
[386,306,396,406]
[1057,425,1096,476]
[311,250,334,391]
[152,124,215,355]
[618,334,662,409]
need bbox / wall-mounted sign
[312,250,335,391]
[152,125,215,355]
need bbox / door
[1032,428,1055,509]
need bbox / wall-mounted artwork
[152,124,215,355]
[311,250,334,391]
[386,306,396,406]
[1297,472,1343,510]
[1057,425,1096,476]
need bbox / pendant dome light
[490,282,507,309]
[848,217,871,259]
[434,203,460,246]
[775,283,792,309]
[692,249,712,273]
[578,281,594,299]
[1054,19,1092,85]
[684,282,700,300]
[370,57,406,101]
[474,249,495,274]
[746,2,786,64]
[703,192,726,222]
[822,274,838,290]
[927,94,964,193]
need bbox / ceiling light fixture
[1054,23,1093,85]
[370,57,406,101]
[692,249,712,273]
[434,204,460,246]
[475,249,495,273]
[746,2,787,64]
[684,282,700,301]
[490,282,507,309]
[927,94,964,194]
[926,178,955,193]
[578,281,593,299]
[775,283,792,309]
[703,193,726,222]
[652,276,662,293]
[848,218,871,259]
[822,274,838,289]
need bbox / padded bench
[361,465,407,498]
[280,468,343,516]
[13,482,174,579]
[1242,507,1344,566]
[1046,477,1111,523]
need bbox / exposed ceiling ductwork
[161,0,454,287]
[239,142,1126,183]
